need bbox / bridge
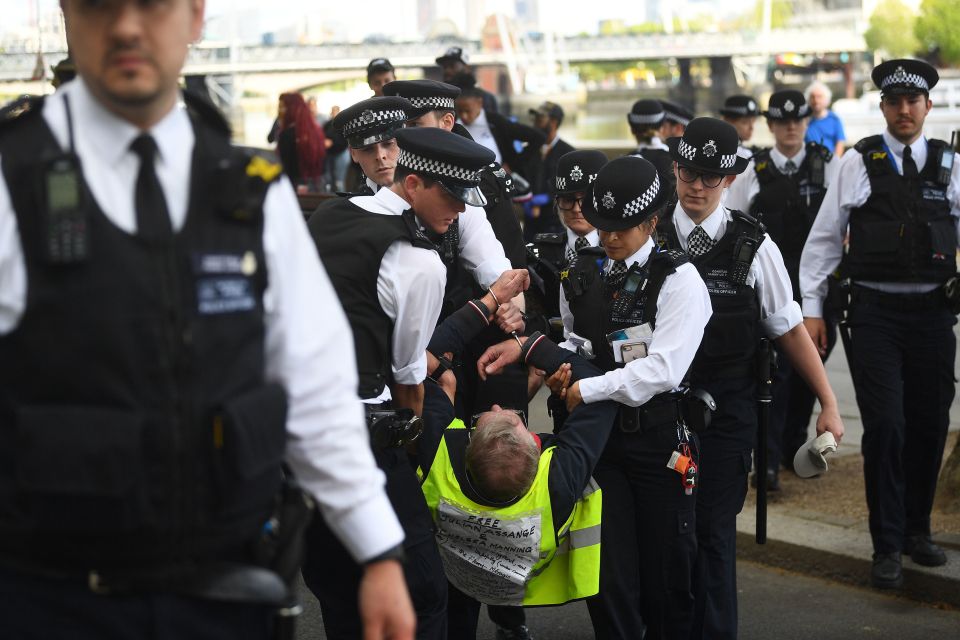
[0,27,866,82]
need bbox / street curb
[736,509,960,609]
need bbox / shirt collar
[673,200,726,244]
[636,136,669,151]
[770,145,806,169]
[375,185,414,215]
[65,76,191,171]
[566,227,599,247]
[605,237,654,271]
[366,176,381,193]
[882,129,927,168]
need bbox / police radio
[729,216,763,286]
[808,148,825,188]
[938,132,957,186]
[610,266,646,319]
[40,153,88,264]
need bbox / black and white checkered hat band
[557,176,566,190]
[725,106,751,115]
[342,109,408,137]
[678,139,697,161]
[665,113,691,126]
[397,148,482,184]
[719,154,737,169]
[629,111,664,124]
[408,96,456,111]
[881,72,929,92]
[556,173,596,191]
[767,105,810,118]
[592,173,661,220]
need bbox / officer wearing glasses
[655,118,844,640]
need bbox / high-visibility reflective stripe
[582,477,600,498]
[556,523,602,555]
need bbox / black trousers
[446,583,526,639]
[301,447,448,640]
[847,300,956,553]
[0,567,275,640]
[585,421,698,640]
[767,319,837,472]
[689,376,756,640]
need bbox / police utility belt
[365,405,424,449]
[617,388,715,434]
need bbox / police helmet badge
[702,139,718,158]
[570,165,583,181]
[784,99,795,113]
[361,110,376,125]
[602,191,616,209]
[892,66,908,85]
[748,100,756,112]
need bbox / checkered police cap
[581,155,667,232]
[383,80,461,115]
[667,117,748,176]
[555,149,608,195]
[764,90,810,120]
[660,100,694,126]
[719,95,760,118]
[872,58,939,95]
[394,127,494,186]
[332,97,414,148]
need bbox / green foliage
[865,0,919,58]
[916,0,960,65]
[734,0,794,30]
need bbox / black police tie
[902,145,919,179]
[567,236,589,263]
[131,134,173,244]
[782,159,798,175]
[606,259,628,284]
[687,225,715,258]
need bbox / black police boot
[905,534,948,567]
[750,468,780,492]
[871,552,903,589]
[496,625,533,640]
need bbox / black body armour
[526,232,568,321]
[657,209,763,382]
[750,142,831,301]
[308,198,435,399]
[561,246,685,373]
[0,96,286,572]
[841,135,956,283]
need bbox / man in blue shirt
[804,81,846,156]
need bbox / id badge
[620,340,648,363]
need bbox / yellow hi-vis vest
[420,419,601,606]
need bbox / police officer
[530,149,607,343]
[328,96,411,197]
[305,127,496,639]
[659,99,694,140]
[0,1,414,639]
[513,155,714,640]
[725,90,841,489]
[418,293,616,640]
[657,117,843,639]
[628,99,675,197]
[718,94,761,158]
[800,59,960,589]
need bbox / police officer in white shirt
[656,117,844,640]
[0,1,413,638]
[306,127,496,639]
[800,58,960,589]
[517,156,713,640]
[725,90,840,489]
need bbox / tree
[916,0,960,65]
[865,0,919,58]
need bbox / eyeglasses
[556,196,584,211]
[677,166,724,188]
[470,408,528,430]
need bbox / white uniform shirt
[348,188,447,397]
[799,130,960,317]
[0,78,403,562]
[671,202,803,339]
[557,238,712,406]
[462,109,503,164]
[724,145,841,214]
[633,136,669,153]
[364,182,511,289]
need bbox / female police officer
[482,155,713,639]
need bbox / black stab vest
[527,232,568,318]
[0,97,286,572]
[750,143,830,301]
[841,135,956,283]
[656,209,762,381]
[633,147,677,199]
[308,197,435,399]
[562,246,684,373]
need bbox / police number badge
[602,191,616,209]
[570,165,583,181]
[702,140,718,158]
